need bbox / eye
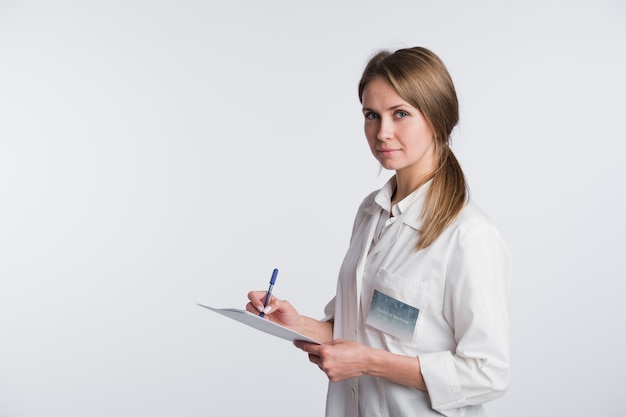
[394,110,409,119]
[364,111,379,120]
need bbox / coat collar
[364,176,431,231]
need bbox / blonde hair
[358,47,468,250]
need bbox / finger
[263,292,280,307]
[262,296,284,316]
[247,290,266,305]
[307,343,321,355]
[245,302,262,315]
[247,291,268,312]
[294,340,311,351]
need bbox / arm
[420,218,511,412]
[294,339,427,391]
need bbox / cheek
[364,124,377,144]
[365,130,378,154]
[363,130,379,160]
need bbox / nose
[376,117,393,141]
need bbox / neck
[393,173,431,204]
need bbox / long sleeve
[419,216,511,414]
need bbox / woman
[247,46,511,417]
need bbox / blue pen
[259,268,278,318]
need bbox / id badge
[365,289,419,341]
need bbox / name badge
[365,289,419,341]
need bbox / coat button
[351,330,357,340]
[350,388,356,400]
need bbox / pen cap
[270,268,278,284]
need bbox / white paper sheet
[197,302,320,344]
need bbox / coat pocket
[365,267,431,348]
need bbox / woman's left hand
[294,339,373,382]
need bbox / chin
[379,161,400,171]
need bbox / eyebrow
[362,104,407,113]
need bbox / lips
[377,148,398,157]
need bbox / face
[361,77,436,183]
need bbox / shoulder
[449,200,508,246]
[356,177,396,215]
[350,189,380,230]
[358,189,379,212]
[453,200,497,228]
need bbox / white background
[1,1,624,416]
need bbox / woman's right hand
[246,291,303,331]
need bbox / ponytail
[417,146,468,250]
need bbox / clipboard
[197,302,320,344]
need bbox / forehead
[361,77,410,108]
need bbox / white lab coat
[323,177,511,417]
